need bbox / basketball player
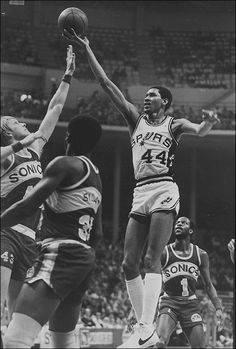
[1,44,75,326]
[64,29,220,348]
[227,239,234,264]
[155,216,223,348]
[1,116,103,348]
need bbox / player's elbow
[53,104,63,115]
[198,131,207,137]
[47,103,63,115]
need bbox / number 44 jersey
[131,114,178,181]
[161,243,202,299]
[41,156,102,246]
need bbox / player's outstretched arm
[199,250,224,328]
[0,131,44,163]
[0,157,70,228]
[173,109,220,138]
[31,45,75,155]
[63,29,139,133]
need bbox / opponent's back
[131,114,178,181]
[41,155,102,246]
[161,243,202,299]
[1,147,43,230]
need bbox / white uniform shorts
[129,181,180,222]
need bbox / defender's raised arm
[33,45,76,154]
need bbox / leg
[184,324,206,348]
[7,279,24,320]
[122,218,149,322]
[145,211,175,274]
[156,313,177,348]
[1,266,12,319]
[117,218,149,348]
[3,280,61,348]
[49,300,81,348]
[140,211,175,325]
[122,217,149,280]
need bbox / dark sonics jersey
[1,147,43,231]
[161,243,202,299]
[40,156,102,247]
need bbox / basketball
[58,7,88,36]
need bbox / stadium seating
[1,18,235,89]
[147,29,235,89]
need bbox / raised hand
[63,28,90,48]
[65,44,76,75]
[202,108,220,125]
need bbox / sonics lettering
[162,261,200,283]
[8,162,42,183]
[131,132,173,148]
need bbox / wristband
[11,141,23,153]
[39,135,48,143]
[62,74,72,84]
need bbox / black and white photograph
[1,1,235,348]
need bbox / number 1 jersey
[131,114,178,181]
[161,243,202,298]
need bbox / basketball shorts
[129,181,180,222]
[1,225,37,281]
[158,296,203,329]
[26,238,96,305]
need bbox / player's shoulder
[161,244,170,257]
[46,156,84,172]
[171,117,189,129]
[192,243,207,254]
[197,247,209,262]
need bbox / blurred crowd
[1,18,235,89]
[148,27,235,89]
[1,20,39,66]
[1,90,235,130]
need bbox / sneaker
[138,323,159,348]
[117,324,140,348]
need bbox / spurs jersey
[41,156,102,247]
[161,243,202,298]
[131,114,178,183]
[1,147,43,230]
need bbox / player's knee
[50,330,76,348]
[122,259,139,278]
[143,254,161,272]
[4,313,41,348]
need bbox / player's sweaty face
[144,88,162,113]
